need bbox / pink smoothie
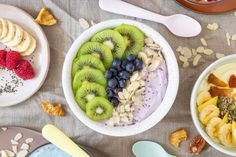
[134,60,168,122]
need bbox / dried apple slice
[229,75,236,88]
[208,73,227,87]
[209,86,232,97]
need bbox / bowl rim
[191,54,236,156]
[62,19,179,136]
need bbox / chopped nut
[14,133,22,141]
[41,101,65,116]
[209,86,232,97]
[193,54,201,66]
[79,18,90,29]
[215,53,224,59]
[200,38,207,46]
[226,33,231,46]
[229,75,236,88]
[189,135,206,155]
[208,73,227,87]
[35,7,57,26]
[169,129,188,148]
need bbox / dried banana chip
[35,7,57,26]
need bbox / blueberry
[110,97,119,107]
[110,68,118,77]
[121,59,129,69]
[134,58,143,71]
[118,71,130,79]
[104,70,112,79]
[106,89,114,98]
[112,58,122,69]
[118,79,126,88]
[125,63,135,72]
[126,54,135,62]
[108,78,118,88]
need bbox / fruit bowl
[191,54,236,156]
[62,19,179,136]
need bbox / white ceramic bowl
[62,19,179,136]
[191,54,236,156]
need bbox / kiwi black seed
[71,54,105,77]
[72,67,107,94]
[91,29,126,59]
[86,97,113,121]
[114,24,144,58]
[77,42,113,69]
[75,82,106,111]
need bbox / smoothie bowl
[62,19,179,136]
[191,54,236,156]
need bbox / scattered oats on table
[193,54,202,66]
[200,38,207,46]
[207,23,219,31]
[79,18,90,29]
[203,49,214,55]
[216,53,225,59]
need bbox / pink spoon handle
[99,0,167,24]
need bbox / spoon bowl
[166,14,202,37]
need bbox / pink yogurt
[134,60,168,122]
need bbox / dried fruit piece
[189,135,206,155]
[41,101,65,116]
[229,75,236,88]
[35,7,57,26]
[169,129,188,148]
[208,73,227,87]
[209,86,232,97]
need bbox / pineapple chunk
[198,96,218,112]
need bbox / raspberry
[0,50,7,67]
[14,59,35,80]
[6,51,22,70]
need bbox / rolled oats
[193,54,202,66]
[216,53,225,59]
[203,49,214,55]
[179,55,188,62]
[183,61,189,68]
[207,23,219,31]
[176,46,182,52]
[181,47,192,58]
[79,18,90,29]
[200,38,207,46]
[196,46,204,53]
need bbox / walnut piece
[169,129,188,148]
[35,7,57,26]
[41,101,65,116]
[189,135,206,155]
[208,73,227,87]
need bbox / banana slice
[198,96,218,112]
[0,18,8,40]
[206,117,222,142]
[0,20,2,37]
[5,24,23,47]
[10,31,31,52]
[21,35,36,56]
[0,20,15,43]
[199,104,219,125]
[219,123,234,147]
[197,91,212,106]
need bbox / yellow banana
[219,123,234,147]
[199,104,219,125]
[206,117,222,142]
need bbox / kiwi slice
[77,42,113,69]
[86,97,113,121]
[75,82,106,111]
[114,24,144,58]
[72,67,107,94]
[71,54,105,77]
[91,29,126,59]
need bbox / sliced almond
[196,46,204,53]
[200,38,207,46]
[179,55,188,62]
[183,61,189,68]
[216,53,224,59]
[79,18,90,29]
[193,54,202,66]
[203,49,214,55]
[25,138,34,144]
[226,33,231,46]
[14,133,22,141]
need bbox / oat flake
[79,18,90,29]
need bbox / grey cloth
[0,0,235,156]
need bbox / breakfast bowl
[62,19,179,136]
[191,54,236,156]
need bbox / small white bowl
[191,54,236,156]
[62,19,179,136]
